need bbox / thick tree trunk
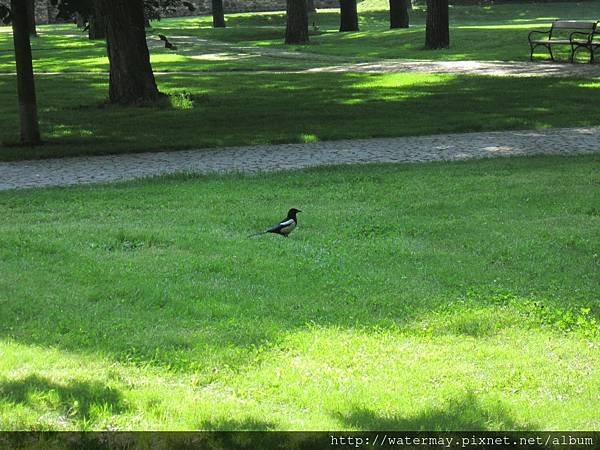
[339,0,358,32]
[285,0,309,45]
[88,0,106,40]
[99,0,161,104]
[26,0,37,36]
[425,0,449,49]
[10,0,41,145]
[389,0,409,29]
[212,0,226,28]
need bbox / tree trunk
[10,0,41,145]
[389,0,409,29]
[285,0,309,45]
[99,0,161,104]
[212,0,226,28]
[307,0,316,13]
[26,0,37,37]
[425,0,449,49]
[88,0,106,40]
[339,0,358,32]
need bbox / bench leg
[548,45,555,62]
[573,45,596,64]
[529,43,538,61]
[570,44,575,63]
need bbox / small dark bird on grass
[158,34,178,51]
[249,208,301,238]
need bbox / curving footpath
[1,60,600,78]
[1,126,599,191]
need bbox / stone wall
[152,0,341,19]
[179,0,339,15]
[35,0,340,24]
[34,0,60,24]
[34,0,49,24]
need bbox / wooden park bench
[528,20,599,63]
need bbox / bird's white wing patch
[279,219,295,227]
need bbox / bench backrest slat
[552,20,597,30]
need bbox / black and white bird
[249,208,301,238]
[158,34,178,51]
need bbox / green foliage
[516,300,599,338]
[169,91,195,109]
[456,290,600,338]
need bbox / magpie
[158,34,178,51]
[249,208,301,238]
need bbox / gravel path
[1,126,598,191]
[305,59,600,77]
[2,59,599,78]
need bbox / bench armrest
[570,30,593,43]
[528,29,551,42]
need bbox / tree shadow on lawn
[196,417,278,431]
[335,391,538,430]
[0,374,127,421]
[2,72,598,160]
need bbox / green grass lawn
[1,73,600,161]
[1,156,599,430]
[0,1,598,74]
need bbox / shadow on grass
[336,392,536,430]
[196,417,278,431]
[0,375,127,420]
[2,72,600,161]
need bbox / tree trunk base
[425,0,449,49]
[212,0,226,27]
[390,0,410,29]
[285,0,309,45]
[100,0,162,105]
[339,0,359,32]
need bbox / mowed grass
[0,156,599,430]
[1,73,600,161]
[0,1,598,74]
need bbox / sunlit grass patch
[169,92,195,109]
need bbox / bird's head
[287,208,301,218]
